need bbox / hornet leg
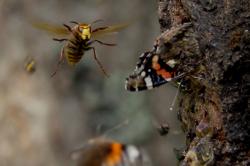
[92,40,117,46]
[91,47,109,77]
[51,46,65,77]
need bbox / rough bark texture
[158,0,250,165]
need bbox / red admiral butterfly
[125,23,197,91]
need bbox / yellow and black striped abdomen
[65,35,89,65]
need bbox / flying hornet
[33,20,128,77]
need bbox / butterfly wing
[125,52,176,91]
[125,23,195,91]
[71,138,112,166]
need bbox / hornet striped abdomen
[64,33,88,65]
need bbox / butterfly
[125,50,179,91]
[125,23,196,91]
[70,137,150,166]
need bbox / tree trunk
[157,0,250,165]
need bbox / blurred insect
[157,123,170,136]
[152,119,170,136]
[24,56,36,74]
[70,137,150,166]
[33,20,129,77]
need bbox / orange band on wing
[152,56,172,79]
[157,69,172,79]
[152,62,161,70]
[106,143,123,166]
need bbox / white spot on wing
[141,71,146,77]
[125,80,128,90]
[165,78,172,81]
[145,76,153,89]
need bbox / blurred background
[0,0,185,165]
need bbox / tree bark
[157,0,250,165]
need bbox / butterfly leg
[51,46,65,77]
[91,47,109,77]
